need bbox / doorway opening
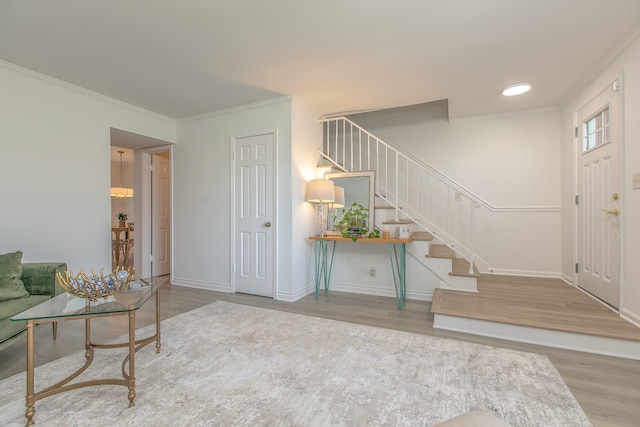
[110,128,173,279]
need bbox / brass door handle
[264,221,271,227]
[602,209,619,216]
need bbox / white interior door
[576,81,621,308]
[152,152,171,276]
[233,132,275,297]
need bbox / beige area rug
[0,301,591,427]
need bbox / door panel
[576,82,620,308]
[234,133,274,297]
[152,152,171,276]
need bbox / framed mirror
[325,171,375,235]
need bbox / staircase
[320,116,486,292]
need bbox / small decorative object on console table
[338,202,369,241]
[56,266,134,302]
[117,212,128,228]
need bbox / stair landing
[431,274,640,359]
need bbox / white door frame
[573,71,624,310]
[229,129,278,297]
[140,144,174,280]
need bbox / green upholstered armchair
[0,259,66,352]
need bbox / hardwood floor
[431,275,640,342]
[1,283,639,427]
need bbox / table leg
[128,311,136,407]
[25,321,35,426]
[85,318,92,359]
[114,235,121,266]
[314,240,324,298]
[155,291,161,354]
[314,240,336,298]
[388,242,407,310]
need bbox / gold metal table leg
[25,320,35,426]
[155,291,161,354]
[128,310,136,407]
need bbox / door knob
[602,209,619,216]
[264,221,271,227]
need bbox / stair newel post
[468,201,476,275]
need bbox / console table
[309,235,412,309]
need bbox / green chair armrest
[21,262,67,297]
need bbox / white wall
[561,30,640,325]
[348,104,562,277]
[291,97,324,299]
[0,61,176,270]
[173,97,311,300]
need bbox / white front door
[152,152,171,276]
[233,132,275,297]
[576,80,621,308]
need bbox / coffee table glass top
[11,276,169,322]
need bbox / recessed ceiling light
[502,83,532,97]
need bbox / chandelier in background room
[110,150,134,198]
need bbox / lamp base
[314,203,329,237]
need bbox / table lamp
[307,179,335,237]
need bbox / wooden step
[450,258,481,278]
[382,219,413,225]
[431,275,640,347]
[427,244,456,258]
[410,231,434,241]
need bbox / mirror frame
[325,171,375,234]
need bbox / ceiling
[1,1,639,120]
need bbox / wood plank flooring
[431,274,640,342]
[1,283,639,427]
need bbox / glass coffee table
[11,276,169,426]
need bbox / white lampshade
[307,179,335,203]
[332,186,345,209]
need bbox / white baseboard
[277,285,315,302]
[434,313,640,361]
[621,308,640,328]
[483,268,562,279]
[560,273,573,285]
[172,278,231,293]
[330,282,433,301]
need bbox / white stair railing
[320,116,487,274]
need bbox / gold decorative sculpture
[56,266,135,302]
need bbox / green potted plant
[338,202,369,241]
[117,212,128,227]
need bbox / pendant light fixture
[110,150,134,198]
